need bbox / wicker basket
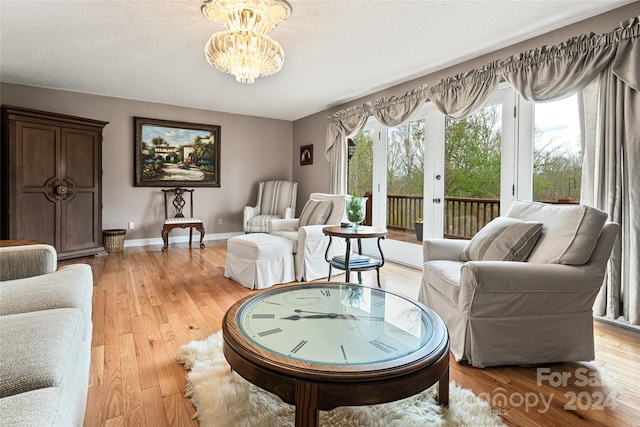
[103,229,126,253]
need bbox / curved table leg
[344,238,351,283]
[324,234,334,280]
[356,237,363,284]
[197,225,206,249]
[162,227,169,251]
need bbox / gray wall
[291,2,640,204]
[2,3,636,245]
[1,83,293,244]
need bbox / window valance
[326,16,639,193]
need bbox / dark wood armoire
[1,106,109,260]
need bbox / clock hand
[281,314,337,320]
[293,309,385,321]
[294,309,336,315]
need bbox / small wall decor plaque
[300,144,313,166]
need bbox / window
[532,94,582,203]
[342,88,584,267]
[386,118,425,238]
[347,131,373,199]
[444,102,502,239]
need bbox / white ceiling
[0,1,634,121]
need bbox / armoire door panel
[17,193,57,245]
[17,123,59,187]
[62,128,98,188]
[61,192,97,251]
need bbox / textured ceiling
[0,1,634,121]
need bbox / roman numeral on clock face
[340,344,347,360]
[257,328,282,337]
[320,289,331,296]
[291,340,307,353]
[252,314,275,319]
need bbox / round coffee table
[222,283,450,427]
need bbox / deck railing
[363,192,424,230]
[386,194,423,231]
[364,193,500,240]
[363,193,576,240]
[443,197,500,239]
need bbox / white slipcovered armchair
[419,200,618,368]
[243,180,297,233]
[269,193,349,281]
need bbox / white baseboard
[123,232,243,248]
[594,315,640,332]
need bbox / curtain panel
[585,17,640,325]
[325,106,370,194]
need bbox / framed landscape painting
[134,117,221,187]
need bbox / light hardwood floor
[61,241,640,427]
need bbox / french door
[348,85,581,268]
[424,87,582,241]
[426,87,517,241]
[349,109,428,268]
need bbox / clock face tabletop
[222,283,449,380]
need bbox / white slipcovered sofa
[0,244,93,425]
[419,200,618,368]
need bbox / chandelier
[201,0,292,84]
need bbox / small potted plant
[347,196,367,230]
[415,218,423,241]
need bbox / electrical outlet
[217,218,223,225]
[128,221,135,230]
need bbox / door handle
[55,185,68,196]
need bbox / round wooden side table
[322,225,387,286]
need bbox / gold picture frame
[134,117,221,187]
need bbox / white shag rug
[179,332,505,427]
